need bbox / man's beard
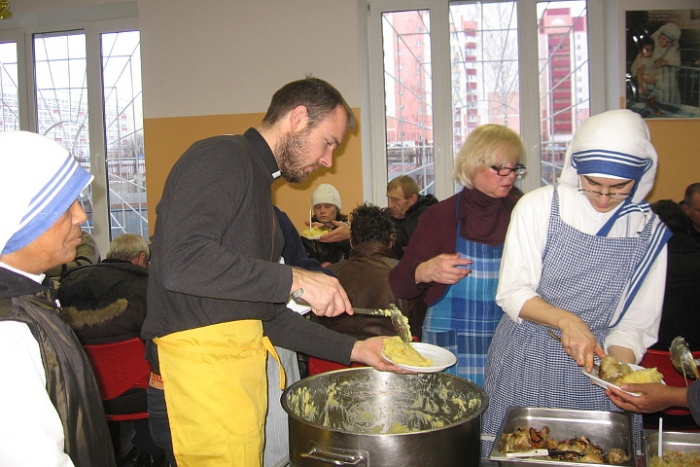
[276,129,312,183]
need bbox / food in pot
[648,451,700,466]
[302,226,330,237]
[382,336,432,367]
[284,371,482,434]
[500,425,630,464]
[598,355,663,385]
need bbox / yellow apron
[154,320,285,467]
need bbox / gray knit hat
[311,184,341,209]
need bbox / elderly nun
[481,109,670,451]
[0,131,116,467]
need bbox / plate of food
[583,355,664,397]
[381,337,457,373]
[301,226,330,240]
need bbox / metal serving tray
[488,407,636,467]
[642,430,700,467]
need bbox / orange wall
[645,119,700,202]
[144,113,699,237]
[143,110,365,236]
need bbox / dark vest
[0,292,116,467]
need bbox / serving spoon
[669,336,700,381]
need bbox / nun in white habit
[481,109,670,451]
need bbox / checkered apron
[422,196,505,386]
[481,187,652,453]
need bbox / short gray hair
[106,234,150,262]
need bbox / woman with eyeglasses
[389,124,526,385]
[481,109,670,453]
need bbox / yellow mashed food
[617,367,664,384]
[649,451,700,467]
[599,355,664,385]
[302,226,330,237]
[383,336,432,367]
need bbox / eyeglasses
[491,164,526,176]
[577,189,632,200]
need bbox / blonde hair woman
[389,123,525,385]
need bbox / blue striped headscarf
[558,109,669,320]
[0,131,93,255]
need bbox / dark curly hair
[349,203,394,246]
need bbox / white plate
[382,342,457,373]
[583,364,646,397]
[302,234,322,240]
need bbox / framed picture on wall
[625,9,700,119]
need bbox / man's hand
[414,253,471,285]
[350,336,413,373]
[291,267,351,317]
[319,220,350,243]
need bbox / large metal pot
[281,367,488,466]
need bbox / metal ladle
[669,336,700,381]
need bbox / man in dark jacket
[386,175,438,259]
[0,131,115,467]
[59,233,150,344]
[311,203,427,346]
[58,232,163,467]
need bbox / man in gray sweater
[142,76,404,467]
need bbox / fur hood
[62,298,129,329]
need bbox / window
[0,7,144,252]
[366,0,603,203]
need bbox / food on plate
[598,355,663,386]
[499,425,630,464]
[382,336,432,367]
[302,226,330,237]
[648,451,700,467]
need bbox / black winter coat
[58,259,148,344]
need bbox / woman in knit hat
[0,131,116,466]
[302,183,350,265]
[481,109,670,453]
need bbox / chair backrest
[641,349,700,388]
[82,337,150,401]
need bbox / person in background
[389,124,525,385]
[681,182,700,242]
[0,131,115,467]
[59,233,150,344]
[648,200,700,351]
[58,233,163,467]
[386,175,438,260]
[481,109,670,453]
[45,230,101,289]
[301,183,350,265]
[310,203,425,346]
[142,76,405,467]
[274,206,332,276]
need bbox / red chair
[82,337,151,422]
[640,349,700,419]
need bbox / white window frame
[362,0,606,205]
[0,4,138,254]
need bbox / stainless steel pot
[281,367,488,466]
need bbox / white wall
[1,0,363,118]
[137,0,362,118]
